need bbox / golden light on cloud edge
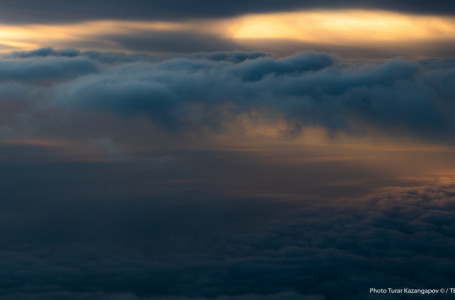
[228,10,455,45]
[0,9,454,54]
[0,20,190,52]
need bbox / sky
[1,1,455,300]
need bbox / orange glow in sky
[228,10,455,44]
[0,10,454,53]
[0,20,189,51]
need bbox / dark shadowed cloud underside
[1,0,455,23]
[2,49,454,143]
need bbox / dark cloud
[189,52,268,63]
[0,56,98,83]
[0,143,455,299]
[1,49,455,299]
[0,48,454,140]
[230,52,334,81]
[240,38,455,60]
[0,48,454,141]
[28,50,449,141]
[12,48,80,58]
[11,48,267,65]
[12,47,81,58]
[0,292,324,300]
[1,0,455,24]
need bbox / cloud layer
[1,48,454,144]
[1,0,455,24]
[1,49,455,299]
[1,157,455,300]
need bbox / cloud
[0,56,98,83]
[1,0,455,24]
[0,147,454,299]
[1,48,455,299]
[12,47,82,58]
[0,48,454,142]
[108,30,243,54]
[240,38,455,60]
[0,292,325,300]
[23,50,447,141]
[230,52,334,81]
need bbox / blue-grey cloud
[24,50,448,141]
[0,145,454,299]
[0,56,98,83]
[1,48,455,300]
[0,48,454,140]
[240,38,455,60]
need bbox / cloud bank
[0,48,455,299]
[1,159,455,300]
[1,48,454,145]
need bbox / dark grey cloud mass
[0,0,455,24]
[7,48,449,141]
[0,48,454,146]
[1,149,455,299]
[240,38,455,60]
[1,49,455,299]
[0,48,453,142]
[0,56,97,83]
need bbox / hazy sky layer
[1,1,455,299]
